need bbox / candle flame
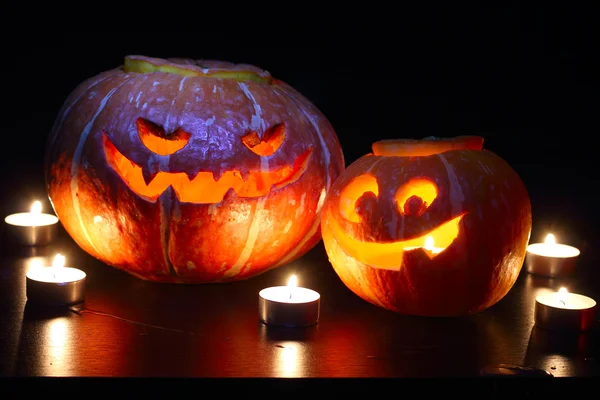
[52,254,65,280]
[558,287,568,295]
[287,275,297,288]
[558,287,568,306]
[424,236,434,250]
[544,233,556,245]
[52,254,65,270]
[31,201,42,214]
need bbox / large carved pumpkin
[321,136,531,316]
[45,55,344,283]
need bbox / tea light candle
[4,201,59,246]
[535,287,596,331]
[423,236,443,257]
[526,233,580,278]
[404,236,444,258]
[26,254,86,307]
[259,275,320,327]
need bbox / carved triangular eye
[137,117,191,156]
[241,123,286,156]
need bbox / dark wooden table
[0,184,599,397]
[1,215,599,383]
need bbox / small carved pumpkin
[321,136,531,316]
[45,55,344,283]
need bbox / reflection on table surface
[0,229,599,378]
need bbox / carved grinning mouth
[329,213,466,270]
[102,132,312,203]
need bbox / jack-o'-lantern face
[321,136,532,316]
[102,118,312,203]
[45,55,347,285]
[330,174,466,270]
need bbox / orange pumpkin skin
[321,137,531,316]
[45,56,344,283]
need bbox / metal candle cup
[259,275,320,327]
[534,288,596,332]
[25,254,86,307]
[4,201,59,246]
[526,234,580,278]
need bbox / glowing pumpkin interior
[331,137,482,270]
[241,124,286,156]
[102,121,312,203]
[136,117,192,156]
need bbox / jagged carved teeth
[141,162,161,186]
[212,168,225,182]
[103,132,294,198]
[138,162,240,186]
[234,169,251,182]
[185,170,200,181]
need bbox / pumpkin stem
[372,136,484,157]
[123,55,273,84]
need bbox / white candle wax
[4,201,59,246]
[525,233,580,277]
[259,286,321,304]
[534,288,597,331]
[26,266,86,284]
[536,291,596,311]
[4,212,59,227]
[259,275,320,327]
[4,201,59,227]
[526,234,580,258]
[26,254,86,307]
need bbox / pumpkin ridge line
[223,197,267,279]
[160,74,187,277]
[48,73,115,156]
[70,76,132,256]
[286,89,332,189]
[272,88,334,267]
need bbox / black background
[3,22,597,252]
[1,10,599,393]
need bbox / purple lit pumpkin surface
[45,55,344,283]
